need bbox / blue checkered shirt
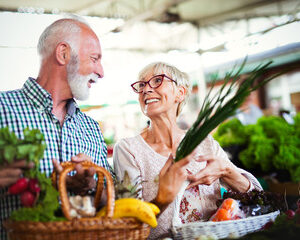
[0,78,114,240]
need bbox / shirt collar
[23,77,80,116]
[66,99,80,116]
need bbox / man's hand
[52,153,96,195]
[0,160,34,188]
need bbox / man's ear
[56,42,70,65]
[176,85,186,103]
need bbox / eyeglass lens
[134,75,164,92]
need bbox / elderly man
[0,18,114,239]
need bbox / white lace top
[113,134,262,239]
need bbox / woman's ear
[176,86,186,103]
[56,42,70,65]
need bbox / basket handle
[53,161,115,220]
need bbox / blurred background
[0,0,300,195]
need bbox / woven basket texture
[4,218,150,240]
[172,210,280,240]
[4,161,150,240]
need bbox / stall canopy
[0,0,299,30]
[0,0,299,108]
[0,0,299,54]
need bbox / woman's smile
[145,98,160,105]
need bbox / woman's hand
[52,153,96,195]
[187,155,229,189]
[153,154,191,211]
[0,160,34,188]
[187,155,250,192]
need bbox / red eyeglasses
[131,74,177,93]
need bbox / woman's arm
[187,135,262,192]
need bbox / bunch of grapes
[8,177,40,207]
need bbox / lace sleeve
[113,140,143,197]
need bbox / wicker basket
[172,210,280,240]
[4,161,150,240]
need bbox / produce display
[210,198,244,221]
[187,191,296,240]
[224,199,300,240]
[209,190,285,223]
[69,195,96,218]
[0,127,61,222]
[213,114,300,182]
[0,127,46,164]
[1,127,159,230]
[217,190,286,217]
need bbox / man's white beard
[68,72,91,100]
[67,55,99,101]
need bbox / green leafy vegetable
[213,118,247,147]
[214,114,300,182]
[0,127,63,221]
[0,127,46,166]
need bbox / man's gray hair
[37,16,90,60]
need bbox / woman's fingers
[187,174,214,189]
[160,153,174,175]
[187,168,206,182]
[174,155,191,168]
[194,155,213,163]
[187,181,200,189]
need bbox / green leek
[174,60,286,162]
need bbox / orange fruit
[221,198,237,212]
[211,208,232,222]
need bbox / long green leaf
[174,60,289,162]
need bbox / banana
[97,198,158,228]
[145,202,160,216]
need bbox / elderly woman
[113,62,262,239]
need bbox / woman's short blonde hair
[138,62,191,116]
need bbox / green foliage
[0,127,46,165]
[0,127,62,221]
[215,113,300,182]
[10,171,63,222]
[213,118,247,147]
[104,136,115,145]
